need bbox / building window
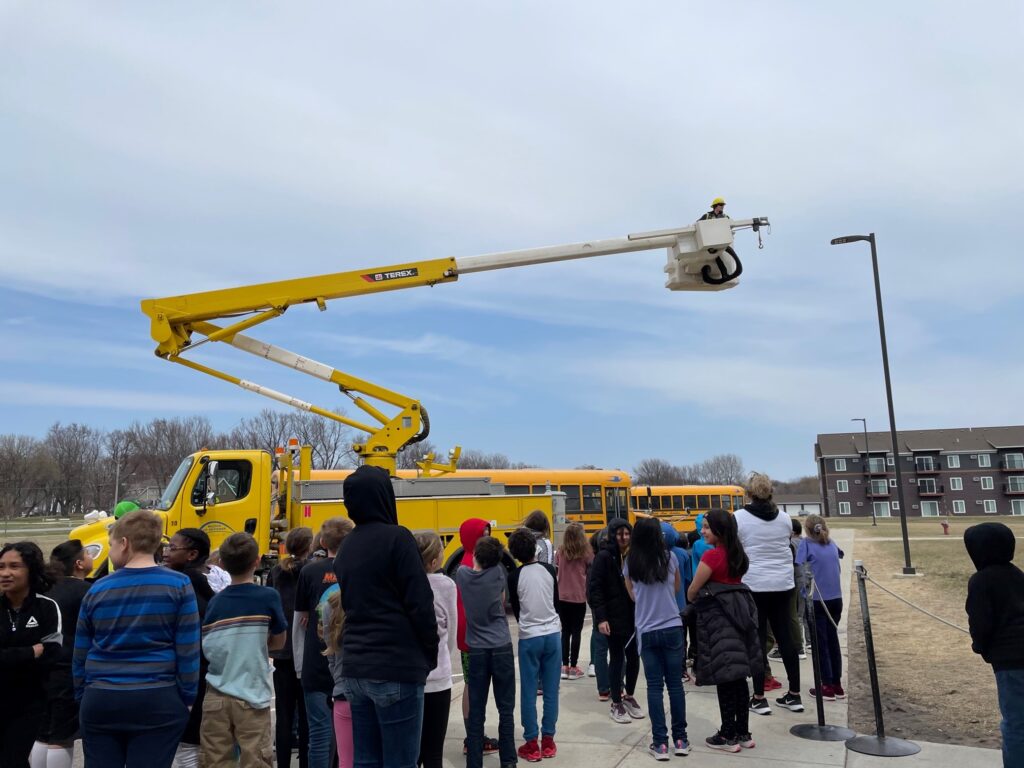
[950,477,963,491]
[1009,477,1024,493]
[981,477,994,490]
[887,456,895,466]
[868,457,886,473]
[889,478,897,487]
[873,501,891,517]
[1006,453,1024,470]
[915,456,938,472]
[947,455,961,468]
[984,499,998,514]
[892,501,900,510]
[978,454,992,468]
[870,479,888,495]
[834,458,847,471]
[837,480,849,493]
[839,501,851,515]
[920,501,940,517]
[952,500,966,514]
[1012,499,1024,516]
[919,478,937,494]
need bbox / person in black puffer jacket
[964,522,1024,768]
[588,518,643,723]
[334,465,439,768]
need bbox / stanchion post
[845,560,921,756]
[789,564,855,742]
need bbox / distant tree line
[631,454,816,495]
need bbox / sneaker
[673,738,691,756]
[463,738,501,755]
[587,663,596,677]
[648,743,670,761]
[735,733,755,749]
[518,739,542,763]
[766,647,783,661]
[764,675,783,692]
[622,694,646,720]
[776,692,804,712]
[560,666,569,680]
[832,683,847,699]
[749,696,772,716]
[541,736,557,759]
[809,684,836,702]
[568,666,585,680]
[610,702,631,724]
[798,650,808,660]
[704,732,740,753]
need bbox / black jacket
[267,559,306,659]
[964,523,1024,671]
[0,591,63,710]
[334,465,439,684]
[692,582,762,686]
[587,519,634,636]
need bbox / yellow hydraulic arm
[140,217,768,474]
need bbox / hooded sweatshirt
[587,518,634,636]
[661,522,693,611]
[690,514,712,571]
[456,518,490,652]
[964,523,1024,671]
[734,500,795,593]
[334,465,439,684]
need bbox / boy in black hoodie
[334,465,439,768]
[964,522,1024,768]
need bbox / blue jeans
[80,686,189,768]
[302,690,335,768]
[996,669,1024,768]
[338,678,424,768]
[639,626,687,746]
[467,645,516,768]
[518,632,562,740]
[591,629,610,694]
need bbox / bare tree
[693,454,746,485]
[45,423,105,517]
[775,475,819,494]
[632,458,684,485]
[0,435,58,521]
[290,410,356,469]
[458,450,516,470]
[226,410,293,454]
[395,439,445,470]
[128,416,216,485]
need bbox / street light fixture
[832,233,915,574]
[851,418,876,527]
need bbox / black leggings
[716,679,750,740]
[752,589,800,696]
[272,657,309,768]
[557,601,587,667]
[607,633,639,704]
[419,688,452,768]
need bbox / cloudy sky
[2,2,1022,480]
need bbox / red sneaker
[541,736,557,759]
[598,690,610,702]
[518,739,542,763]
[809,685,836,702]
[832,683,846,699]
[764,676,783,692]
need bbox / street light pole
[851,418,876,527]
[832,234,915,574]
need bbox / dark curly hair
[507,528,537,564]
[0,541,53,594]
[47,539,85,583]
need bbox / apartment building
[815,425,1024,518]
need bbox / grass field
[1,517,82,555]
[836,518,1020,749]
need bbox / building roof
[775,493,822,505]
[816,425,1024,458]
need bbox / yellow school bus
[630,485,745,532]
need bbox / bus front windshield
[156,457,194,511]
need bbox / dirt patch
[846,536,1006,748]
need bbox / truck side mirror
[205,460,219,506]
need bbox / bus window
[734,495,744,508]
[559,485,581,513]
[672,495,683,510]
[650,496,661,511]
[532,485,548,494]
[504,485,528,495]
[722,495,732,510]
[684,495,697,509]
[697,495,710,509]
[710,495,721,508]
[582,485,602,512]
[606,488,628,519]
[636,495,649,511]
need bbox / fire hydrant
[941,521,950,535]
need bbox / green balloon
[114,500,140,519]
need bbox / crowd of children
[2,469,1020,768]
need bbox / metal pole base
[846,735,921,756]
[790,723,856,742]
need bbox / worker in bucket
[697,197,741,285]
[700,197,729,221]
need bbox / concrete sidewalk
[442,528,1002,768]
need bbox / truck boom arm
[141,217,768,473]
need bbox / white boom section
[454,217,768,292]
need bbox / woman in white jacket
[734,473,803,716]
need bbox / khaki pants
[200,687,273,768]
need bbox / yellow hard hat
[711,197,726,206]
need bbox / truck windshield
[156,457,194,510]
